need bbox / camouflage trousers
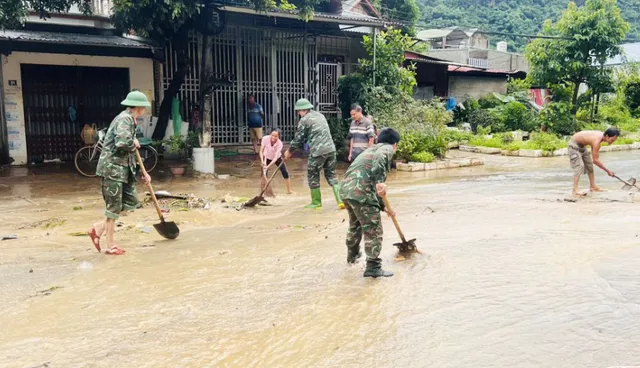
[344,199,383,269]
[307,152,338,189]
[101,177,139,220]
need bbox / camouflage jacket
[289,110,335,157]
[339,143,394,209]
[96,110,137,183]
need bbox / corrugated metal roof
[447,65,522,75]
[416,29,454,40]
[221,6,390,26]
[0,30,157,49]
[606,42,640,65]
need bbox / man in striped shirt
[348,105,375,162]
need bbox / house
[404,50,526,102]
[0,0,159,165]
[0,0,389,165]
[415,28,528,72]
[162,0,390,146]
[416,27,489,50]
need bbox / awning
[0,30,161,59]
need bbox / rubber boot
[304,188,322,209]
[332,185,345,209]
[364,260,393,278]
[347,249,362,264]
[364,268,394,278]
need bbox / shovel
[244,160,285,208]
[261,166,275,198]
[135,149,180,239]
[613,175,640,191]
[380,194,419,253]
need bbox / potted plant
[163,135,189,176]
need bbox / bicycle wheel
[75,146,100,177]
[138,146,158,173]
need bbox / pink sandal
[105,246,126,255]
[88,228,101,252]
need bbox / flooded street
[2,151,640,368]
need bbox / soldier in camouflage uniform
[284,98,344,210]
[88,91,152,255]
[339,128,400,278]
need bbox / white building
[0,0,158,165]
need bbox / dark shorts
[266,158,289,179]
[101,178,139,220]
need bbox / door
[316,62,341,119]
[21,64,130,162]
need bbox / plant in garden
[523,132,566,152]
[410,151,436,163]
[468,109,504,133]
[499,101,538,132]
[327,116,350,156]
[525,0,629,115]
[338,28,417,118]
[540,102,577,136]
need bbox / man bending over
[569,127,619,197]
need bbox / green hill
[414,0,640,51]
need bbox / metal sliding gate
[163,27,319,145]
[21,64,130,162]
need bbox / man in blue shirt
[247,94,264,154]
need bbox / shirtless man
[569,127,620,197]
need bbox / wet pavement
[1,151,640,368]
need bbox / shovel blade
[153,221,180,240]
[393,239,418,253]
[622,184,633,191]
[243,195,264,208]
[628,178,637,186]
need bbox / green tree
[525,0,629,115]
[111,0,319,140]
[338,27,416,118]
[0,0,91,29]
[375,0,420,32]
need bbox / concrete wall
[448,75,508,102]
[1,52,154,165]
[412,62,448,97]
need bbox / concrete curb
[456,142,640,158]
[397,158,485,172]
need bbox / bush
[410,151,436,163]
[523,132,566,152]
[468,134,504,148]
[327,116,350,156]
[478,94,503,109]
[498,101,538,132]
[540,102,577,136]
[453,97,479,125]
[507,77,531,95]
[442,129,472,143]
[468,108,505,133]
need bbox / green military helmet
[294,98,314,111]
[121,90,151,108]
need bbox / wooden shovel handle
[380,193,408,243]
[135,149,165,222]
[260,160,285,196]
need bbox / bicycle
[75,129,159,177]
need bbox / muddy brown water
[1,152,640,367]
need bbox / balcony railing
[468,57,489,68]
[91,0,113,17]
